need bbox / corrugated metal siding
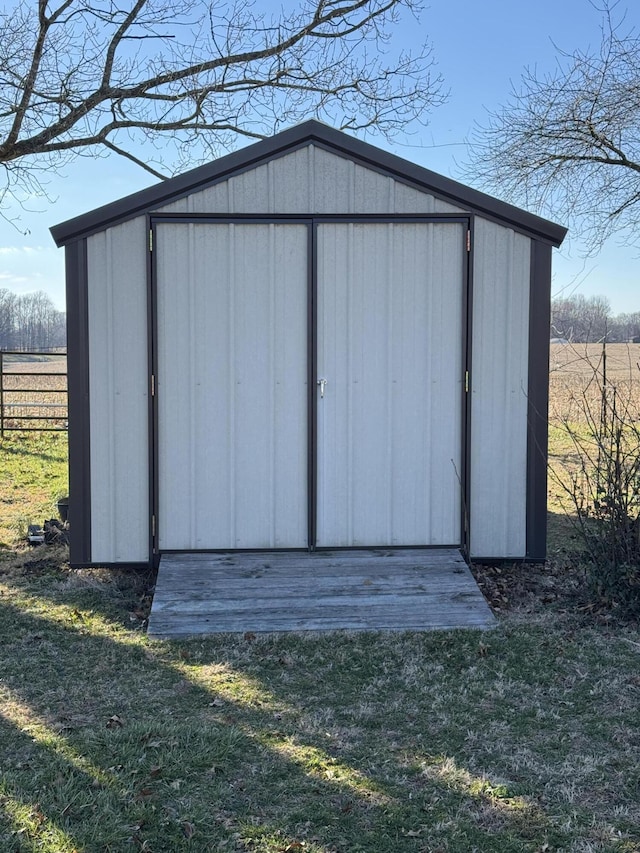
[470,218,531,558]
[316,222,464,546]
[156,222,308,549]
[87,218,149,563]
[157,145,465,215]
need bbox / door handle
[317,378,327,398]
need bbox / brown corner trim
[65,239,92,565]
[526,240,552,560]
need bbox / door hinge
[466,230,471,252]
[151,374,155,396]
[465,370,469,393]
[151,515,156,537]
[149,229,153,252]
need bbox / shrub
[551,344,640,614]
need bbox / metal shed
[51,121,566,569]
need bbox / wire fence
[0,350,67,435]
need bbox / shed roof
[51,120,567,247]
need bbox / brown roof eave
[50,120,567,247]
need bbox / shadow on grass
[546,508,591,585]
[0,572,615,853]
[0,436,67,466]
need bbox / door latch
[317,378,327,398]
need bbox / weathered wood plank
[156,564,469,581]
[151,570,478,598]
[149,598,493,625]
[150,589,484,613]
[152,584,483,610]
[157,554,468,579]
[151,577,481,603]
[162,547,462,558]
[160,549,467,568]
[149,607,494,636]
[147,548,495,638]
[160,556,469,568]
[150,594,491,622]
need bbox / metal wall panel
[392,182,462,214]
[156,223,308,549]
[157,145,466,215]
[470,218,531,558]
[87,218,149,562]
[316,222,464,547]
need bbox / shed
[51,121,566,569]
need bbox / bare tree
[0,289,65,350]
[0,0,444,211]
[0,288,17,348]
[551,294,612,342]
[465,2,640,251]
[612,310,640,341]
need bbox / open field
[547,344,640,532]
[549,342,640,382]
[0,351,639,851]
[0,354,67,433]
[1,354,66,372]
[0,353,67,432]
[549,343,640,420]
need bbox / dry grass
[547,343,640,514]
[549,343,640,422]
[1,355,67,432]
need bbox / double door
[154,219,465,550]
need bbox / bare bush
[550,343,640,613]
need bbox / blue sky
[1,0,639,314]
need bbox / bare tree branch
[464,1,640,251]
[102,139,169,179]
[0,0,444,208]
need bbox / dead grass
[1,355,67,432]
[548,342,640,422]
[547,343,640,517]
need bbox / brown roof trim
[51,120,567,247]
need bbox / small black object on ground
[27,524,45,545]
[28,518,70,546]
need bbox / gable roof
[50,120,566,247]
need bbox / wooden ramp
[147,549,495,638]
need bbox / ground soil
[469,558,581,615]
[468,552,637,627]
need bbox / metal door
[155,222,309,549]
[315,222,465,546]
[154,218,465,551]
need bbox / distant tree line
[551,295,640,344]
[3,286,639,350]
[0,289,66,351]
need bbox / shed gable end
[156,144,466,216]
[51,122,567,246]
